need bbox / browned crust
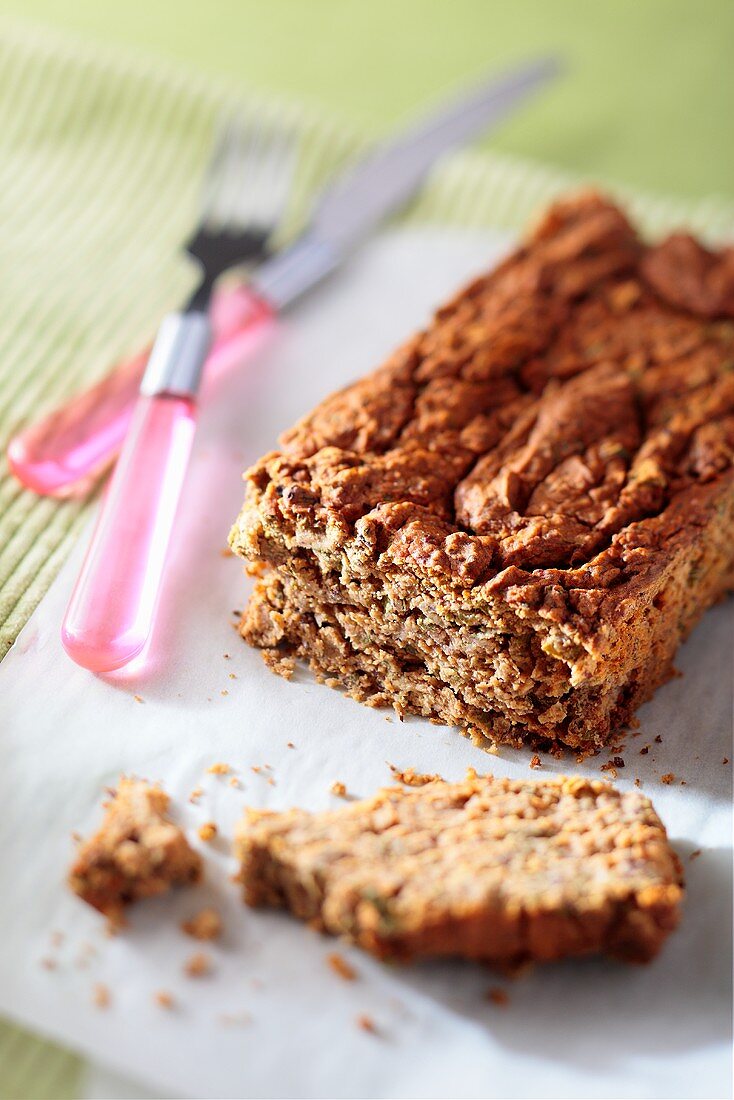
[229,191,734,750]
[235,773,683,966]
[69,778,202,922]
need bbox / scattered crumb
[689,849,702,861]
[220,689,229,697]
[198,822,217,842]
[267,777,276,787]
[724,758,730,766]
[189,787,204,804]
[639,746,649,755]
[661,773,675,785]
[330,781,348,798]
[184,952,212,978]
[654,735,663,744]
[154,991,175,1009]
[182,907,222,941]
[388,764,442,787]
[133,694,144,704]
[218,1011,252,1027]
[228,776,242,788]
[40,957,56,970]
[287,742,296,749]
[207,763,231,776]
[486,987,509,1007]
[327,952,357,981]
[612,756,625,768]
[229,673,236,680]
[223,652,231,659]
[600,762,618,779]
[529,754,541,770]
[93,983,110,1009]
[71,831,82,844]
[356,1014,377,1034]
[220,547,234,558]
[251,765,263,775]
[634,778,642,788]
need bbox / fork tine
[199,110,297,233]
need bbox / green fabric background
[5,0,734,199]
[0,4,730,1099]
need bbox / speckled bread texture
[229,192,734,752]
[69,778,202,922]
[235,773,683,965]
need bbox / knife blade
[8,56,559,498]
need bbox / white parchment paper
[0,229,731,1100]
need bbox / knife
[57,58,559,673]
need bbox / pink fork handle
[61,393,197,672]
[7,285,274,497]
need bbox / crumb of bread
[154,990,174,1009]
[529,755,541,770]
[40,957,56,970]
[68,778,202,922]
[661,773,675,785]
[287,742,296,749]
[93,983,110,1009]
[133,694,144,704]
[327,952,357,981]
[189,787,204,804]
[356,1014,377,1034]
[198,822,217,842]
[207,763,231,776]
[229,776,242,788]
[181,907,223,941]
[388,765,442,787]
[330,781,348,798]
[487,987,509,1007]
[184,952,212,978]
[689,849,702,861]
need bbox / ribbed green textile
[0,17,731,1100]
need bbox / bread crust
[230,192,734,750]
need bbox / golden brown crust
[69,778,202,922]
[230,191,734,750]
[235,772,683,966]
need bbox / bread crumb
[327,952,357,981]
[40,957,56,970]
[689,849,702,861]
[529,754,541,770]
[654,735,663,744]
[356,1014,377,1034]
[287,742,296,749]
[229,672,236,680]
[634,778,642,788]
[154,990,174,1009]
[229,776,242,788]
[487,987,509,1007]
[220,547,234,558]
[639,746,649,755]
[184,952,212,977]
[189,787,203,804]
[218,1010,251,1027]
[723,758,730,765]
[330,781,348,798]
[198,822,217,842]
[207,763,231,776]
[612,756,625,768]
[661,772,675,784]
[220,689,229,697]
[388,764,442,786]
[133,695,144,704]
[93,983,110,1009]
[182,907,222,941]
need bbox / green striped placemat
[0,17,732,1100]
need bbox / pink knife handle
[7,285,274,497]
[61,393,197,672]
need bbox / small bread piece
[235,773,683,966]
[69,778,202,922]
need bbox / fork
[61,114,295,672]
